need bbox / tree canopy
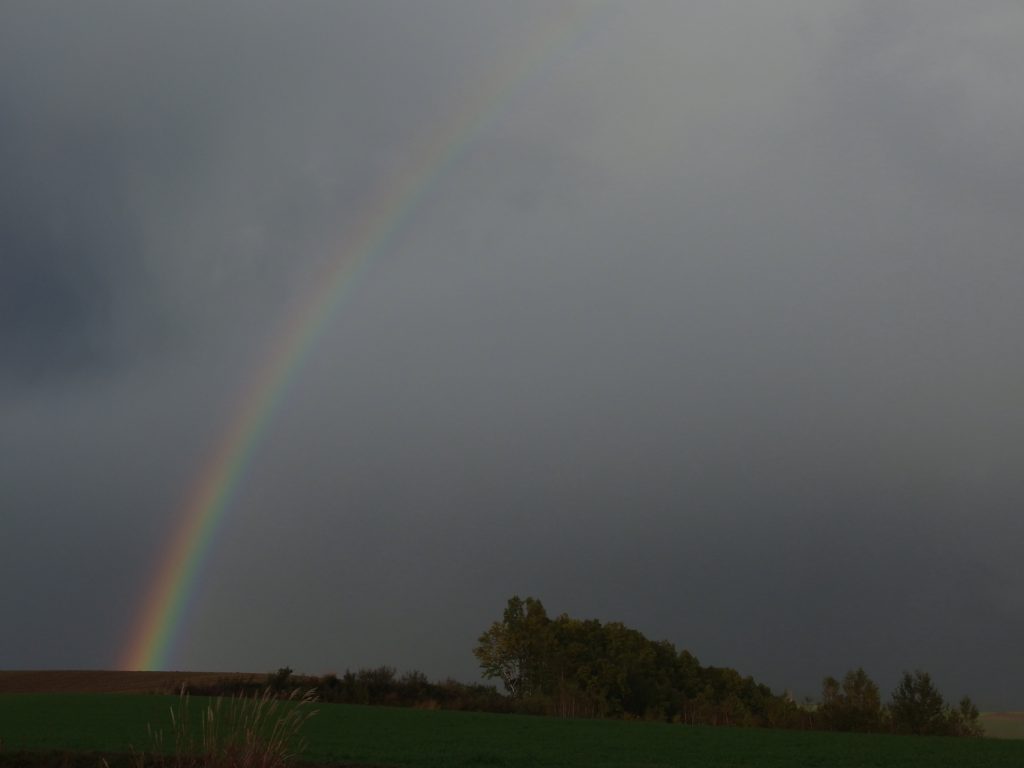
[474,596,983,737]
[474,596,785,724]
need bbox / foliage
[949,696,985,738]
[890,670,949,735]
[820,668,883,732]
[882,670,983,737]
[473,596,796,726]
[315,667,513,713]
[266,668,293,693]
[473,597,985,738]
[472,596,551,698]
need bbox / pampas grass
[138,687,318,768]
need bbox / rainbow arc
[120,5,603,671]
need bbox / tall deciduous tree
[473,596,550,698]
[890,670,949,735]
[473,621,522,697]
[821,668,882,731]
[948,695,984,738]
[840,668,883,732]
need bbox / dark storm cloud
[0,0,573,380]
[2,1,1023,711]
[0,94,142,382]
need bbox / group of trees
[473,596,785,724]
[474,596,983,736]
[182,596,983,738]
[820,667,981,736]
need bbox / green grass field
[3,694,1024,768]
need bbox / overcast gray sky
[2,1,1023,710]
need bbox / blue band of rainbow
[120,4,602,671]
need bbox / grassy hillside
[3,694,1024,768]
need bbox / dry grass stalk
[138,687,318,768]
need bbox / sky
[2,1,1023,710]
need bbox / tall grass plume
[137,687,318,768]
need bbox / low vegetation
[174,666,514,714]
[136,687,317,768]
[2,694,1024,768]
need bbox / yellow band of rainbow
[120,3,604,671]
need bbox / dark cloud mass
[2,1,1023,710]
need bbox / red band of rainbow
[120,4,603,671]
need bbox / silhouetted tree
[947,695,984,737]
[473,596,550,698]
[821,668,882,732]
[267,666,293,692]
[890,670,949,735]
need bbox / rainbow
[120,5,603,671]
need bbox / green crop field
[3,694,1024,768]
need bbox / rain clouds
[2,2,1023,709]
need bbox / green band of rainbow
[120,4,602,671]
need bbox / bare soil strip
[0,670,259,694]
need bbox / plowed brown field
[0,670,259,694]
[982,712,1024,740]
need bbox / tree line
[178,595,982,737]
[473,596,983,736]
